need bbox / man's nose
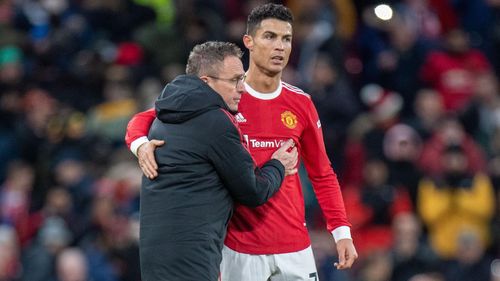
[236,81,245,93]
[275,39,284,50]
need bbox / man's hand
[271,139,298,176]
[334,239,358,270]
[137,139,164,179]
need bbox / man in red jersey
[125,4,358,280]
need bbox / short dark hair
[246,3,293,35]
[186,41,243,76]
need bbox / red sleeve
[300,98,351,232]
[124,108,156,148]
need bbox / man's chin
[229,107,238,114]
[266,66,284,76]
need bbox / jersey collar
[244,81,282,100]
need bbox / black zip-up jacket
[140,75,285,281]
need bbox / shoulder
[203,108,239,133]
[202,109,243,149]
[281,81,311,100]
[280,82,316,113]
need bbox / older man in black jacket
[140,41,297,281]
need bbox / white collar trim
[244,81,282,100]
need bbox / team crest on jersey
[281,111,298,129]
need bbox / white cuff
[331,226,352,243]
[130,136,149,157]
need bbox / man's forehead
[256,18,293,35]
[221,56,244,75]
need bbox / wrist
[331,226,352,243]
[130,136,149,157]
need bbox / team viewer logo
[281,111,297,129]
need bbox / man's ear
[199,76,209,83]
[243,34,253,51]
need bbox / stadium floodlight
[374,4,393,21]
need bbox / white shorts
[220,245,319,281]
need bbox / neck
[245,63,282,93]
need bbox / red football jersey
[125,81,350,254]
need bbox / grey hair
[185,41,243,76]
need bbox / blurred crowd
[1,0,500,280]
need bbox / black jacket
[140,75,285,281]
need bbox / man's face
[205,56,245,112]
[446,29,469,54]
[245,18,292,75]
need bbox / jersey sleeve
[300,98,351,236]
[125,108,156,156]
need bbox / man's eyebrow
[232,73,245,79]
[262,30,292,37]
[262,30,277,35]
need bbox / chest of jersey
[237,91,308,165]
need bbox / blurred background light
[374,4,393,21]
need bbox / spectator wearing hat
[418,116,487,178]
[383,124,423,205]
[418,142,495,259]
[343,84,403,186]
